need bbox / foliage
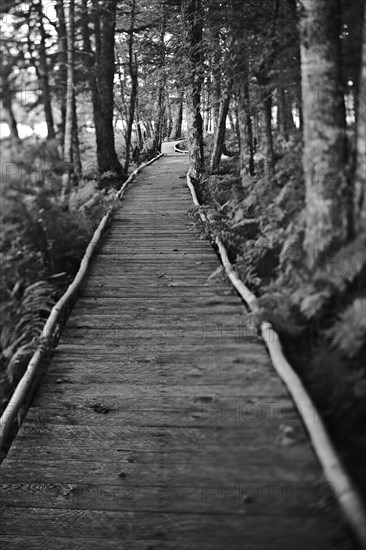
[0,138,106,413]
[327,298,366,359]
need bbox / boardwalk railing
[0,153,164,452]
[186,171,366,549]
[174,141,188,154]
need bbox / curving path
[0,145,353,549]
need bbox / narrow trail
[0,143,353,549]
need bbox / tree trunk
[135,96,144,149]
[1,68,19,142]
[278,87,293,141]
[81,0,107,179]
[56,0,67,146]
[166,97,173,139]
[124,0,138,175]
[72,94,82,181]
[261,92,274,182]
[152,1,167,154]
[36,1,55,140]
[353,7,366,233]
[3,98,19,141]
[61,0,75,204]
[181,0,204,179]
[210,87,231,172]
[203,84,211,134]
[145,120,153,139]
[211,32,221,131]
[153,84,165,152]
[235,54,255,180]
[97,0,123,177]
[228,106,240,147]
[299,0,348,264]
[170,89,183,139]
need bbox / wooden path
[0,143,353,549]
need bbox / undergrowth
[0,138,110,414]
[192,130,366,494]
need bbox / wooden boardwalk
[0,144,353,549]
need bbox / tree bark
[135,96,144,148]
[170,89,183,139]
[260,91,274,182]
[96,0,123,177]
[0,66,19,142]
[56,0,67,146]
[61,0,75,203]
[35,1,55,139]
[181,0,204,179]
[124,0,138,174]
[203,83,211,134]
[72,94,82,181]
[153,83,165,152]
[166,97,172,139]
[353,6,366,233]
[210,86,231,172]
[145,120,153,139]
[152,1,167,153]
[278,87,294,141]
[81,0,107,179]
[211,32,221,131]
[299,0,348,264]
[235,54,255,179]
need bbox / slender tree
[170,86,183,139]
[353,6,366,233]
[123,0,139,175]
[0,61,20,142]
[152,0,167,153]
[28,2,55,140]
[210,81,232,172]
[181,0,204,179]
[61,0,75,203]
[55,0,67,146]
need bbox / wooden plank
[0,480,334,515]
[0,457,320,484]
[0,508,349,549]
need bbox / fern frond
[316,234,366,292]
[0,281,54,355]
[21,281,54,314]
[327,298,366,358]
[299,288,332,320]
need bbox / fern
[326,298,366,358]
[0,281,54,359]
[315,234,366,292]
[294,234,366,321]
[298,288,333,320]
